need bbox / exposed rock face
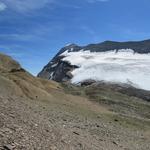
[38,39,150,82]
[37,45,79,82]
[80,80,96,87]
[38,55,79,82]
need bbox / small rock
[9,114,15,118]
[34,124,38,127]
[114,119,119,122]
[112,141,118,145]
[73,131,80,135]
[96,124,100,128]
[2,128,13,134]
[77,143,82,148]
[0,131,4,137]
[45,129,49,132]
[3,144,15,150]
[50,146,57,150]
[97,116,101,119]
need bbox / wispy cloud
[1,0,54,13]
[0,0,81,13]
[87,0,109,3]
[0,33,43,41]
[0,2,7,11]
[1,0,110,13]
[0,22,65,42]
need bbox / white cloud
[0,2,7,11]
[62,50,150,91]
[1,0,54,13]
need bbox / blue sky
[0,0,150,75]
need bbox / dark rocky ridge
[38,39,150,82]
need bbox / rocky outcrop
[37,44,80,82]
[38,55,79,82]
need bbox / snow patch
[61,49,150,91]
[51,63,58,68]
[49,72,54,80]
[65,43,72,47]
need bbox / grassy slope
[62,83,150,129]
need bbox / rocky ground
[0,53,150,150]
[0,91,150,150]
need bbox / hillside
[0,53,150,150]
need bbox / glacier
[61,49,150,91]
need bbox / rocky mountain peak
[38,39,150,90]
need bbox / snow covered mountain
[38,39,150,91]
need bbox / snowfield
[61,49,150,91]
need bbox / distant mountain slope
[38,39,150,91]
